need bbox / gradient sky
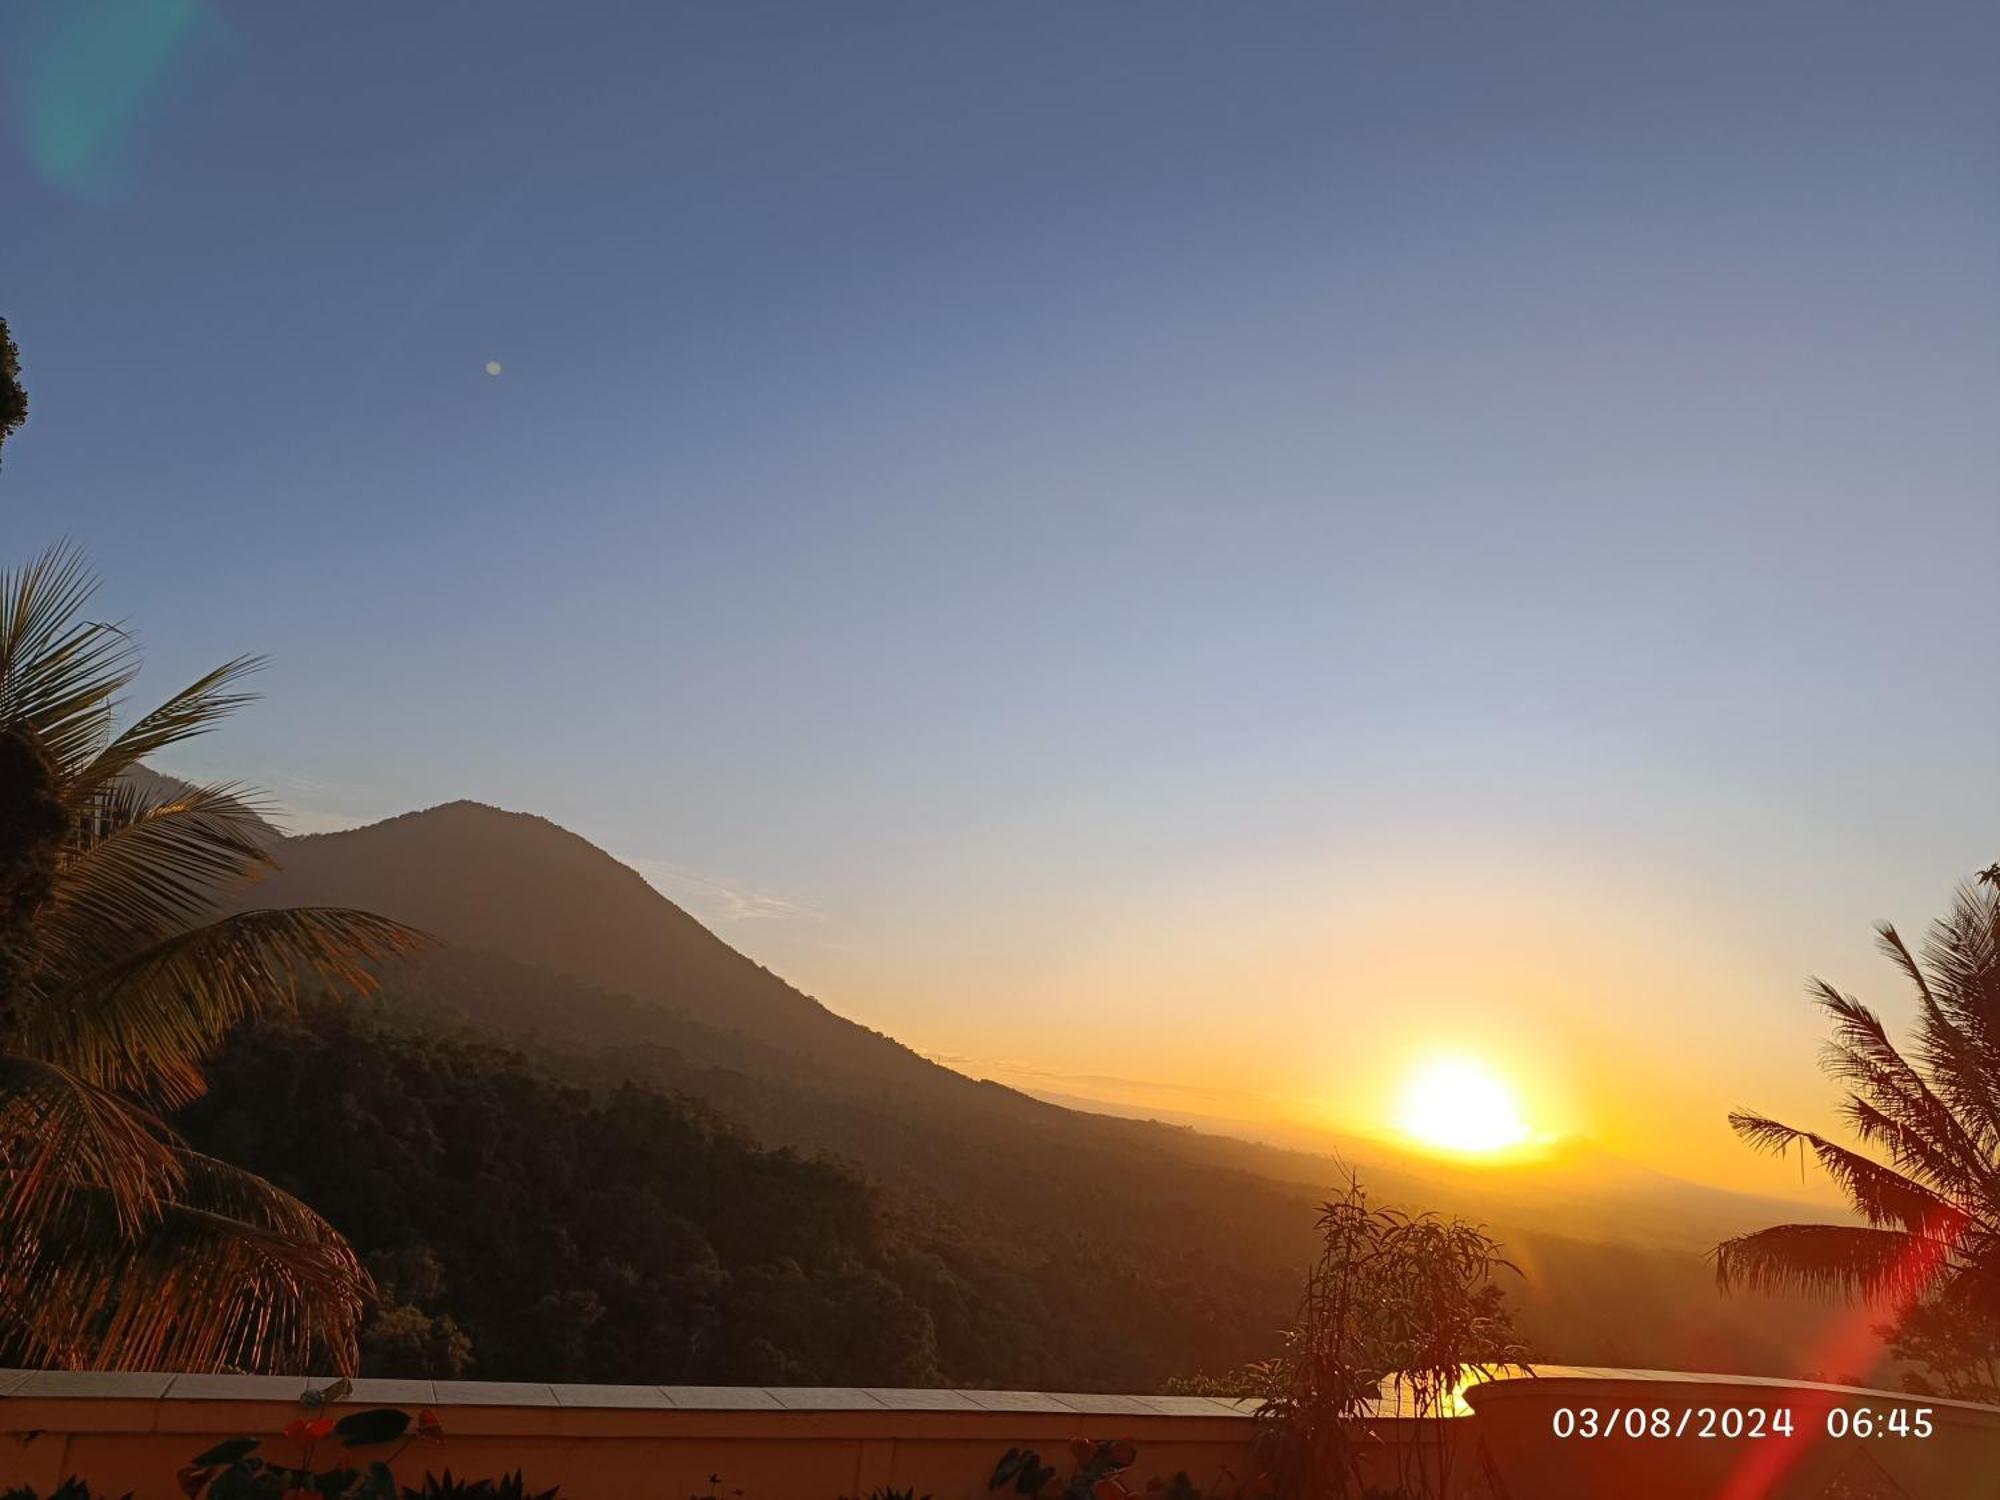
[5,1,1997,1195]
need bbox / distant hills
[228,798,1880,1386]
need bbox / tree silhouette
[1715,872,2000,1320]
[0,544,425,1372]
[0,317,25,467]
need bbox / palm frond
[0,1150,370,1374]
[0,1056,182,1240]
[1923,884,2000,1038]
[1883,921,2000,1152]
[39,780,277,976]
[1729,1108,1982,1235]
[68,657,265,803]
[1713,1223,1954,1303]
[1841,1095,1998,1205]
[1825,1053,1991,1196]
[0,543,137,773]
[1877,922,1941,1010]
[17,907,428,1105]
[1812,983,1991,1184]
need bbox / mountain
[227,799,1877,1386]
[239,801,950,1087]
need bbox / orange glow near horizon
[1394,1057,1535,1156]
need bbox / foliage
[0,316,24,465]
[159,1406,555,1500]
[1159,1371,1261,1398]
[990,1438,1259,1500]
[1876,1294,2000,1404]
[1245,1177,1524,1500]
[399,1473,560,1500]
[355,945,1311,1392]
[1714,871,2000,1345]
[0,544,426,1373]
[2,1483,131,1500]
[178,999,944,1385]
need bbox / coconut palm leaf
[0,1056,182,1239]
[1713,1224,1953,1303]
[0,544,135,773]
[1719,875,2000,1320]
[1883,921,2000,1153]
[39,781,277,973]
[0,543,427,1372]
[20,907,424,1107]
[1727,1111,1975,1235]
[1813,985,1989,1180]
[1,1150,367,1373]
[66,657,264,803]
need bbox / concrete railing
[0,1373,1260,1500]
[7,1367,1998,1498]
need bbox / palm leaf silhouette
[1716,878,2000,1318]
[0,543,428,1372]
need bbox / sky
[4,1,1997,1196]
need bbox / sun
[1395,1057,1533,1154]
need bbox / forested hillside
[178,1004,947,1384]
[179,1000,1296,1388]
[203,801,1871,1389]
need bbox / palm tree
[0,543,424,1374]
[1714,870,2000,1318]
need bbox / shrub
[989,1438,1255,1500]
[1248,1176,1525,1500]
[401,1473,560,1500]
[169,1406,557,1500]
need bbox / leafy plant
[0,315,25,465]
[400,1473,561,1500]
[168,1406,558,1500]
[990,1438,1125,1500]
[0,542,426,1373]
[989,1438,1254,1500]
[1876,1293,2000,1403]
[1246,1176,1525,1500]
[1,1482,132,1500]
[1715,868,2000,1346]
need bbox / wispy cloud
[624,856,819,924]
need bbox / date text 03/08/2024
[1550,1407,1938,1440]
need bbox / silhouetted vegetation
[1244,1180,1524,1500]
[237,804,1859,1389]
[0,545,422,1375]
[1716,866,2000,1396]
[179,1002,945,1385]
[401,1476,561,1500]
[37,1407,571,1500]
[988,1438,1248,1500]
[0,317,24,465]
[1877,1295,2000,1404]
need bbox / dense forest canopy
[179,1002,948,1386]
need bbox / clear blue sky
[6,2,1997,1184]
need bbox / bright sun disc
[1396,1059,1532,1154]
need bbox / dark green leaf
[988,1449,1024,1490]
[334,1409,412,1447]
[192,1437,261,1467]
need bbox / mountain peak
[243,798,939,1086]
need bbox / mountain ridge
[222,793,1873,1380]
